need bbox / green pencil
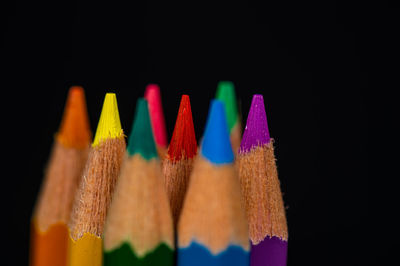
[103,98,174,266]
[216,81,241,153]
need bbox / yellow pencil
[67,93,126,266]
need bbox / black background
[3,1,369,265]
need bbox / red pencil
[163,95,197,227]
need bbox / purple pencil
[237,94,288,266]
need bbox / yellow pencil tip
[92,93,123,147]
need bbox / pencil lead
[215,81,239,133]
[240,94,271,153]
[127,98,158,160]
[168,95,197,161]
[201,100,234,164]
[57,86,91,149]
[144,84,168,148]
[92,93,123,147]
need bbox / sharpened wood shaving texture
[157,146,167,161]
[103,155,174,256]
[237,141,288,244]
[34,141,89,232]
[69,137,125,240]
[178,157,249,254]
[163,155,194,227]
[230,122,242,154]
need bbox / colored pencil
[144,84,168,158]
[216,81,241,153]
[237,95,288,266]
[178,100,250,266]
[30,86,91,266]
[67,93,126,266]
[163,95,197,227]
[103,98,174,266]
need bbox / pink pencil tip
[144,84,159,95]
[144,84,168,147]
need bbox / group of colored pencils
[30,82,288,266]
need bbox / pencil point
[168,95,197,161]
[127,98,158,159]
[201,100,234,164]
[92,93,123,147]
[57,86,91,149]
[239,94,270,153]
[144,84,168,148]
[216,81,239,133]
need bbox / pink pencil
[144,84,168,157]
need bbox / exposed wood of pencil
[163,155,195,226]
[231,122,242,154]
[157,146,167,160]
[104,154,174,255]
[31,142,89,266]
[237,141,288,244]
[68,137,126,240]
[34,142,89,231]
[178,156,249,254]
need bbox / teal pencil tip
[201,100,234,164]
[127,98,158,159]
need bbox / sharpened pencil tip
[92,93,123,147]
[167,95,197,161]
[127,98,158,159]
[201,100,234,164]
[57,86,91,149]
[239,94,270,153]
[144,84,168,148]
[216,81,239,133]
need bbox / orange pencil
[30,86,92,266]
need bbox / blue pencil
[177,100,250,266]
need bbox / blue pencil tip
[201,100,234,164]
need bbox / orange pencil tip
[56,86,92,149]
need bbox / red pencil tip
[167,95,197,161]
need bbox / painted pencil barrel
[179,242,249,266]
[250,237,287,266]
[30,222,69,266]
[104,242,173,266]
[67,233,102,266]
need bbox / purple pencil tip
[239,94,271,153]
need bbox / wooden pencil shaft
[69,137,126,240]
[237,142,288,243]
